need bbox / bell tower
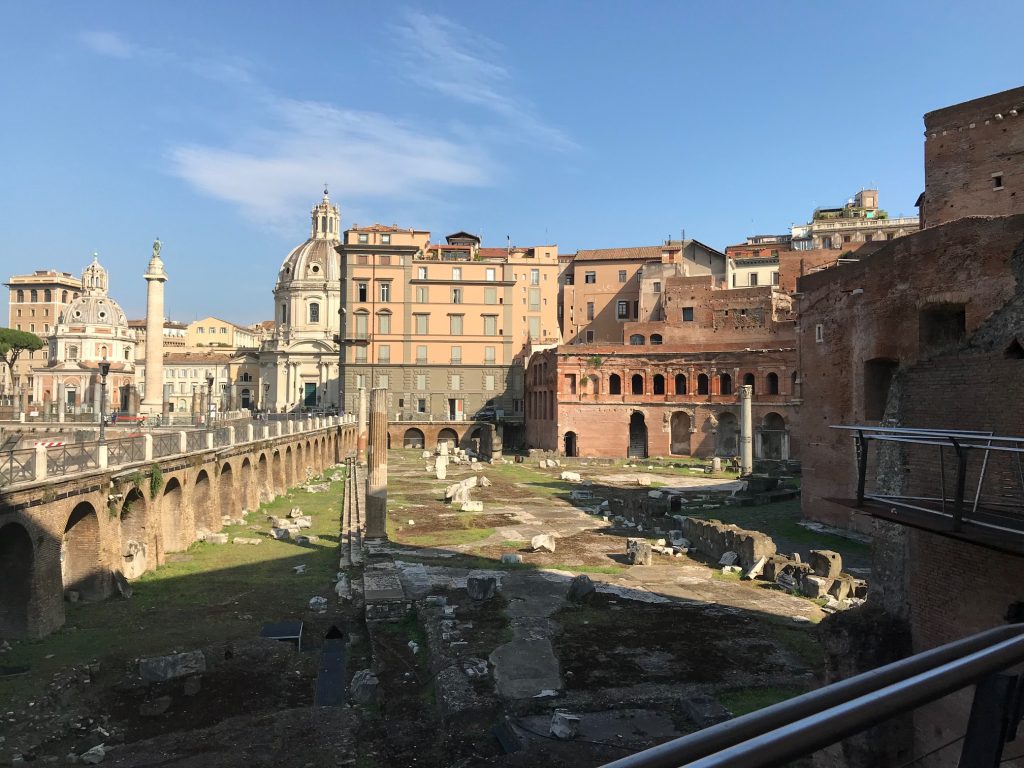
[310,186,341,241]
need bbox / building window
[651,333,663,345]
[485,268,496,281]
[416,286,428,303]
[631,374,644,395]
[815,323,824,343]
[629,334,645,345]
[418,266,428,279]
[379,282,391,302]
[450,315,464,335]
[309,302,320,323]
[530,269,540,285]
[653,374,665,395]
[451,373,462,390]
[653,281,661,293]
[483,315,497,336]
[584,271,596,284]
[529,316,541,339]
[586,302,595,321]
[529,288,540,310]
[378,374,389,388]
[356,282,368,302]
[355,346,367,362]
[772,271,780,286]
[30,290,38,302]
[618,270,627,283]
[416,344,427,364]
[682,307,694,322]
[452,267,462,281]
[68,345,78,360]
[381,233,391,244]
[749,273,759,287]
[766,372,779,395]
[16,289,23,302]
[378,345,391,362]
[452,287,463,304]
[354,312,369,339]
[720,373,733,395]
[197,327,205,334]
[484,287,497,304]
[697,374,709,395]
[451,346,462,364]
[44,289,51,302]
[417,398,427,413]
[484,345,496,363]
[415,314,429,335]
[585,330,594,343]
[993,173,1004,190]
[675,373,686,394]
[377,312,391,334]
[484,374,495,391]
[843,235,852,244]
[617,301,629,320]
[358,233,368,243]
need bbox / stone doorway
[628,413,648,459]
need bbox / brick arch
[161,478,186,553]
[119,487,150,579]
[272,450,284,495]
[240,457,255,513]
[437,428,459,449]
[63,501,107,600]
[0,521,35,637]
[295,443,305,483]
[218,462,238,523]
[194,469,217,533]
[257,453,271,504]
[285,445,294,488]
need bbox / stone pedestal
[740,384,753,475]
[365,388,388,539]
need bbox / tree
[0,328,45,388]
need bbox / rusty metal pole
[364,387,388,539]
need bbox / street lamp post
[206,374,214,431]
[98,360,111,443]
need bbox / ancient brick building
[527,274,799,459]
[922,85,1024,227]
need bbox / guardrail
[107,436,145,466]
[47,443,99,476]
[0,448,35,486]
[152,433,180,459]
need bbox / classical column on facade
[56,382,65,423]
[356,387,368,462]
[740,384,753,475]
[364,387,388,539]
[141,240,168,415]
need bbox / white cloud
[392,11,576,151]
[79,30,137,59]
[168,96,492,226]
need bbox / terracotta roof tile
[571,245,665,262]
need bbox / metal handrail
[107,436,145,466]
[602,624,1024,768]
[46,443,98,476]
[0,448,35,485]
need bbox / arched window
[629,334,645,345]
[697,373,709,395]
[99,345,108,359]
[631,374,644,395]
[378,311,391,334]
[44,289,51,302]
[675,373,686,395]
[309,302,320,323]
[124,348,130,360]
[650,333,663,345]
[61,290,68,302]
[653,374,665,395]
[30,289,38,302]
[280,304,287,324]
[720,373,733,395]
[16,289,24,302]
[766,372,779,395]
[743,373,756,394]
[609,373,622,395]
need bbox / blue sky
[1,2,1020,324]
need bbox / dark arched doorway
[437,428,458,450]
[194,470,216,532]
[162,479,185,553]
[120,487,148,579]
[670,412,691,455]
[564,431,578,457]
[716,412,739,457]
[64,502,106,600]
[403,428,425,449]
[0,522,34,636]
[762,412,786,460]
[628,412,648,458]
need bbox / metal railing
[833,425,1024,535]
[0,448,35,485]
[233,423,247,443]
[46,443,99,477]
[152,433,181,459]
[213,427,233,447]
[185,431,205,452]
[602,624,1024,768]
[107,436,145,466]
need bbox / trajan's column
[141,239,167,416]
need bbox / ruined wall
[923,86,1024,228]
[680,517,776,569]
[798,215,1024,531]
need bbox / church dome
[61,254,129,328]
[276,189,342,288]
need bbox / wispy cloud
[392,11,576,151]
[168,96,491,226]
[79,29,138,59]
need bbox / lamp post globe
[98,360,111,443]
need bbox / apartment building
[186,317,260,349]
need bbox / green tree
[0,328,45,384]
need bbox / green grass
[711,569,743,582]
[399,527,496,547]
[718,685,805,717]
[0,471,346,698]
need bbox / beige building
[791,189,919,250]
[129,318,187,359]
[3,269,82,401]
[186,317,259,349]
[338,227,560,429]
[136,349,261,416]
[560,240,726,344]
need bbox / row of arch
[399,425,488,452]
[568,370,794,397]
[0,428,352,639]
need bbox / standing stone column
[740,384,753,475]
[356,387,368,463]
[56,382,66,423]
[364,387,388,539]
[141,239,167,415]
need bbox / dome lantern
[310,186,341,241]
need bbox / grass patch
[712,569,742,582]
[718,685,804,717]
[399,527,496,547]
[763,617,825,668]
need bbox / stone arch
[628,412,648,459]
[240,457,254,512]
[609,373,622,395]
[119,487,149,579]
[743,373,756,393]
[161,478,186,553]
[285,446,294,488]
[564,431,578,457]
[629,334,645,345]
[716,412,739,456]
[257,453,271,504]
[403,428,425,449]
[437,428,458,449]
[650,333,663,345]
[675,373,687,395]
[272,450,284,496]
[670,412,692,455]
[466,427,482,454]
[631,374,644,395]
[762,412,787,460]
[194,469,217,533]
[218,462,237,523]
[295,443,305,481]
[63,502,106,600]
[653,374,665,395]
[0,522,34,637]
[766,372,780,395]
